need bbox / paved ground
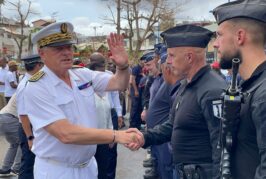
[0,118,147,179]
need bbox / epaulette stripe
[29,71,45,82]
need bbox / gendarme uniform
[143,25,227,179]
[25,22,111,179]
[213,0,266,178]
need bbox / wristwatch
[27,135,34,141]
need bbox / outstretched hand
[124,128,145,151]
[107,33,128,68]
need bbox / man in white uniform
[24,22,135,179]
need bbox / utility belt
[175,163,212,179]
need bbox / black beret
[140,51,155,63]
[154,43,164,55]
[21,54,42,64]
[213,0,266,25]
[160,25,213,48]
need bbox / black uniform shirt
[171,65,226,177]
[232,61,266,179]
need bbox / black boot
[143,167,159,179]
[143,157,155,168]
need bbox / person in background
[0,94,21,176]
[4,61,18,103]
[73,58,85,67]
[106,60,126,129]
[88,56,114,179]
[0,56,8,109]
[140,51,163,179]
[143,46,181,179]
[16,54,44,179]
[129,57,144,129]
[211,61,225,79]
[89,52,123,179]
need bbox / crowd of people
[0,0,265,179]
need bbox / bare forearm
[45,120,131,145]
[65,127,115,145]
[20,115,33,137]
[107,68,130,91]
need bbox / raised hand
[107,33,128,68]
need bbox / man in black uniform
[126,24,227,179]
[212,0,266,178]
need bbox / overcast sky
[2,0,231,36]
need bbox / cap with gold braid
[32,22,75,48]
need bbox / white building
[0,17,31,59]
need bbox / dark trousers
[95,142,117,179]
[129,95,142,129]
[18,124,35,179]
[95,109,118,179]
[107,109,118,179]
[153,143,173,179]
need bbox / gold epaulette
[29,71,45,82]
[72,65,84,69]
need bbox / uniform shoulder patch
[29,71,45,82]
[72,65,84,69]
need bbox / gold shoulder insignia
[29,71,45,82]
[72,65,84,69]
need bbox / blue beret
[154,43,164,55]
[158,45,167,64]
[160,25,213,48]
[21,54,42,64]
[32,22,75,48]
[213,0,266,25]
[140,51,155,63]
[160,51,167,64]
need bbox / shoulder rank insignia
[29,71,45,82]
[72,65,84,69]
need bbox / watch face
[28,136,34,140]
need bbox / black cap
[213,0,266,25]
[21,54,42,64]
[140,51,155,63]
[160,25,213,48]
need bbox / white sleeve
[111,91,122,117]
[78,68,111,93]
[7,72,15,83]
[16,80,27,116]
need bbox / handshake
[115,128,145,151]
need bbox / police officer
[129,56,144,130]
[140,51,163,179]
[16,54,44,179]
[24,22,135,179]
[127,24,227,179]
[213,0,266,178]
[144,47,181,179]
